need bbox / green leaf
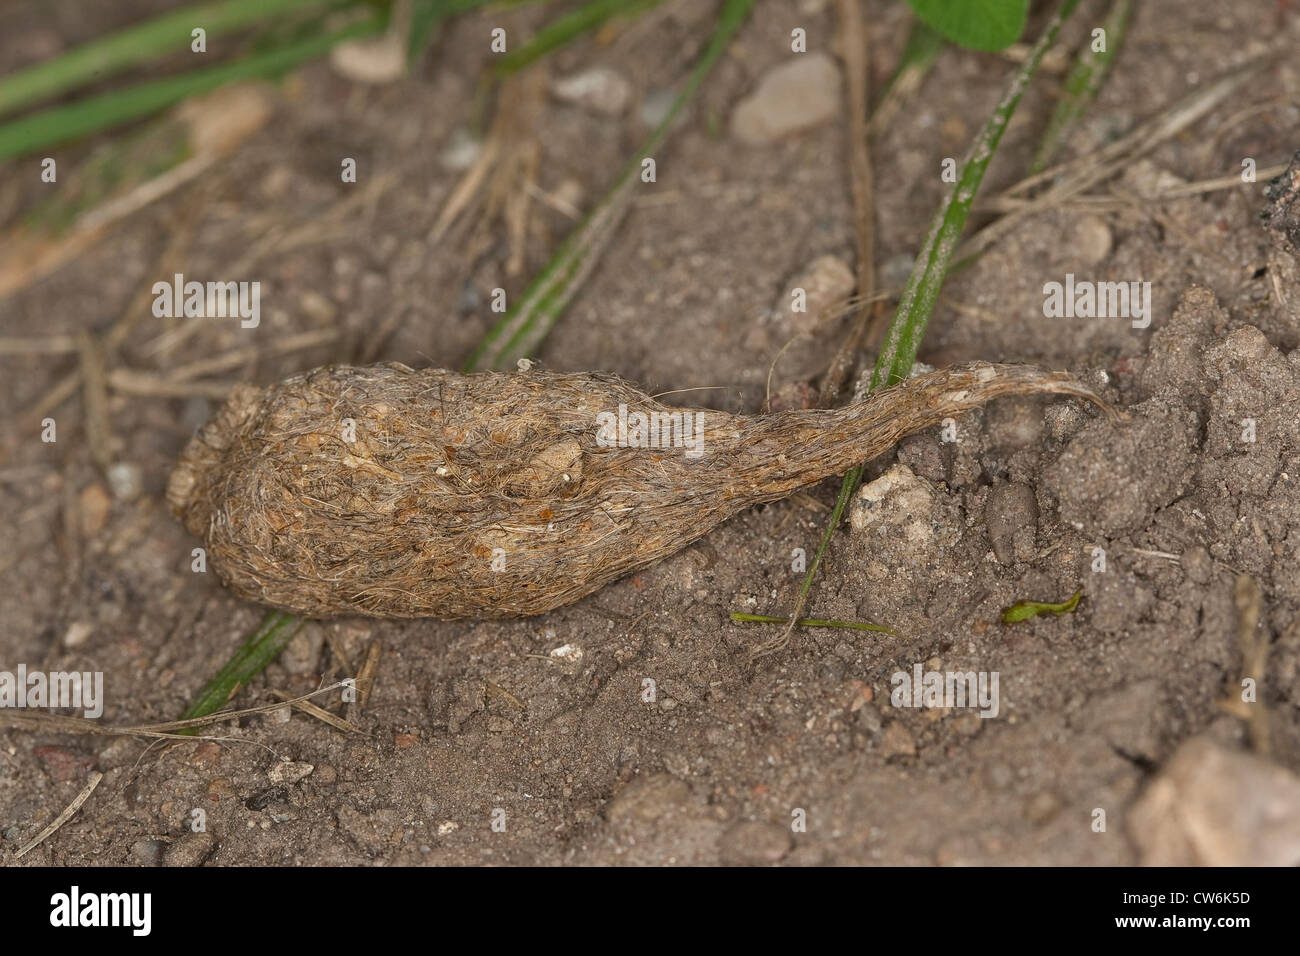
[1002,589,1083,623]
[904,0,1027,51]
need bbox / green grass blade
[176,611,304,733]
[465,0,757,371]
[0,0,343,118]
[0,12,385,161]
[1002,588,1082,622]
[782,0,1082,641]
[494,0,664,76]
[407,0,447,64]
[730,613,894,634]
[1029,0,1131,173]
[871,0,1081,391]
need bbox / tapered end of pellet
[916,362,1115,420]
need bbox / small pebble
[730,53,841,144]
[880,721,916,759]
[1044,401,1085,442]
[778,254,855,329]
[281,623,324,676]
[984,481,1039,564]
[1023,791,1062,825]
[439,128,482,172]
[881,252,915,289]
[163,831,217,867]
[717,821,792,865]
[849,464,934,548]
[268,760,314,785]
[605,773,693,824]
[329,33,405,85]
[63,621,94,649]
[78,484,110,535]
[105,462,142,501]
[855,704,883,735]
[34,745,95,783]
[1181,545,1213,584]
[551,67,632,116]
[638,87,677,129]
[130,838,166,866]
[1072,214,1113,265]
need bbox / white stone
[552,67,633,116]
[731,53,842,145]
[849,464,935,549]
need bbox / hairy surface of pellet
[168,362,1105,619]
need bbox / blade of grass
[730,613,894,634]
[1029,0,1131,173]
[494,0,664,76]
[408,0,446,63]
[872,0,1082,390]
[176,610,304,733]
[1002,588,1082,622]
[0,11,385,161]
[762,0,1082,657]
[464,0,757,371]
[0,0,345,118]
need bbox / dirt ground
[2,0,1299,866]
